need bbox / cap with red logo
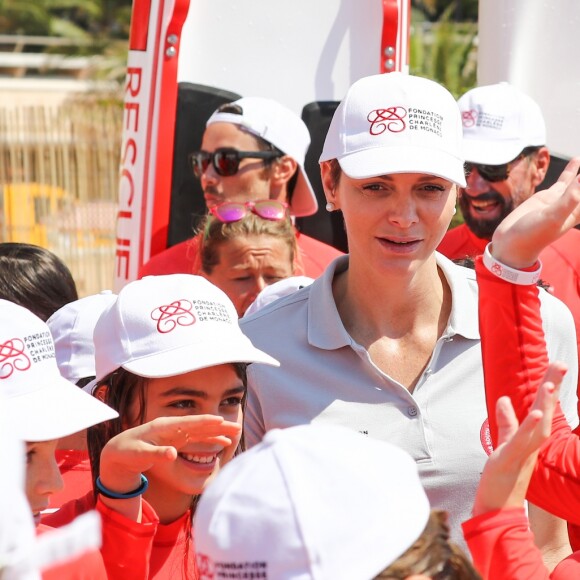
[319,72,466,186]
[194,424,431,580]
[91,274,279,383]
[0,299,118,442]
[458,82,546,165]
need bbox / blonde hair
[375,510,481,580]
[197,212,299,275]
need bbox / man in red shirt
[438,82,580,354]
[140,97,343,279]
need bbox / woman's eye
[170,400,196,409]
[221,396,243,407]
[362,183,385,192]
[26,450,35,464]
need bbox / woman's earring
[453,206,457,215]
[326,202,336,212]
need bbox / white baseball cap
[194,424,431,580]
[207,97,319,217]
[0,299,118,442]
[458,82,546,165]
[47,290,117,384]
[320,72,466,187]
[91,274,279,383]
[243,275,314,318]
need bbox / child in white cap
[44,290,117,510]
[44,274,278,579]
[0,299,118,577]
[194,423,480,579]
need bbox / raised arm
[477,158,580,523]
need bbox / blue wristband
[96,474,149,500]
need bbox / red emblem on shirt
[197,554,215,579]
[151,299,196,333]
[367,107,407,135]
[462,109,478,128]
[0,338,31,379]
[480,418,493,456]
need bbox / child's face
[25,439,63,526]
[129,364,244,507]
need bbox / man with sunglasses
[438,82,580,356]
[139,97,343,279]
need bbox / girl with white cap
[45,274,278,579]
[0,298,118,578]
[239,72,578,563]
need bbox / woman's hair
[87,363,249,494]
[0,242,78,321]
[375,510,481,579]
[197,212,299,275]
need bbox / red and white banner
[114,0,189,291]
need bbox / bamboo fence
[0,99,123,296]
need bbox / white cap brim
[8,377,118,442]
[338,145,466,187]
[463,138,540,165]
[290,168,318,217]
[122,338,279,379]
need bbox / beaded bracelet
[95,474,149,500]
[483,243,542,286]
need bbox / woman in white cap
[0,298,118,578]
[239,72,578,562]
[45,274,278,579]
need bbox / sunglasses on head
[464,148,537,183]
[209,200,289,223]
[189,148,282,178]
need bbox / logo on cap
[462,110,478,128]
[151,299,196,334]
[0,338,31,379]
[197,554,215,580]
[367,107,407,135]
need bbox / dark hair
[0,242,78,321]
[197,212,299,276]
[87,364,249,495]
[375,510,481,579]
[216,102,299,200]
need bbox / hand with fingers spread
[99,415,242,495]
[473,363,562,517]
[491,157,580,269]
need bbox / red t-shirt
[44,492,198,579]
[463,507,580,579]
[139,231,343,280]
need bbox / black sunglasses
[464,149,536,183]
[189,148,282,178]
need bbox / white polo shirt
[241,254,579,549]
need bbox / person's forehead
[217,236,293,267]
[201,122,261,150]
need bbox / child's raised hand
[473,362,565,516]
[492,157,580,269]
[98,415,241,504]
